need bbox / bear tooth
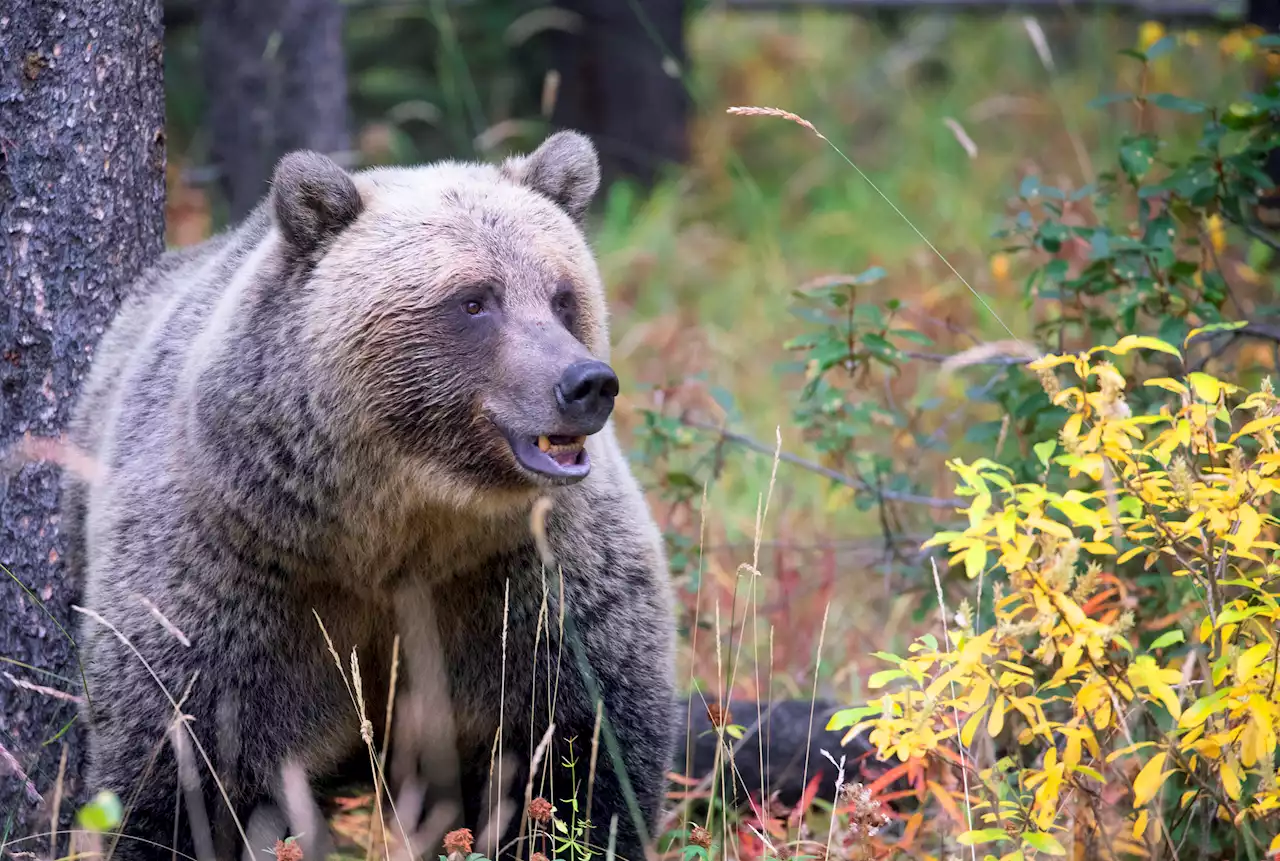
[538,435,551,453]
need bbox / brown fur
[65,133,676,861]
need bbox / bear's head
[270,132,619,504]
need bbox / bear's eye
[552,291,577,322]
[463,299,485,316]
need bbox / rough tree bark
[200,0,352,221]
[546,0,690,188]
[0,0,165,850]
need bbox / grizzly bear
[62,132,677,861]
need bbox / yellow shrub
[833,335,1280,859]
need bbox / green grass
[597,11,1252,543]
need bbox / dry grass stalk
[943,117,979,159]
[518,721,557,858]
[940,340,1043,375]
[171,719,215,861]
[379,634,401,777]
[484,579,512,858]
[135,595,192,647]
[726,106,826,140]
[49,743,67,860]
[930,558,977,861]
[3,671,82,704]
[795,602,831,842]
[313,611,410,860]
[584,700,603,854]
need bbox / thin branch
[1242,220,1280,254]
[903,349,1033,366]
[678,417,963,507]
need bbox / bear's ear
[271,151,363,254]
[501,131,600,223]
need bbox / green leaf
[1022,831,1067,855]
[1185,321,1247,347]
[957,828,1011,846]
[1034,439,1057,469]
[1148,93,1207,114]
[867,668,909,689]
[1089,92,1133,110]
[77,790,124,833]
[1120,137,1157,184]
[1149,630,1185,651]
[826,705,878,730]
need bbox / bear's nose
[555,359,619,434]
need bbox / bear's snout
[554,359,619,435]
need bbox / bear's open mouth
[501,430,591,482]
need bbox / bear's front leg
[79,578,369,861]
[542,560,677,861]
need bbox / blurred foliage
[162,0,556,178]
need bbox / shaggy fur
[64,132,677,861]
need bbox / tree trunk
[547,0,690,189]
[200,0,352,221]
[0,0,165,851]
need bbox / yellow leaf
[1145,377,1189,394]
[1229,414,1280,443]
[962,705,990,747]
[1028,353,1077,371]
[965,541,988,579]
[1132,751,1171,807]
[1128,655,1184,720]
[1133,809,1149,840]
[1104,335,1182,359]
[1062,413,1083,443]
[989,696,1006,737]
[1081,541,1117,555]
[1188,372,1238,403]
[1117,546,1146,565]
[1051,498,1103,531]
[1270,831,1280,854]
[1236,642,1271,682]
[1221,758,1242,801]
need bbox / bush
[835,343,1280,858]
[656,28,1280,861]
[810,33,1280,861]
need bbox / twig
[1241,220,1280,254]
[678,417,962,507]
